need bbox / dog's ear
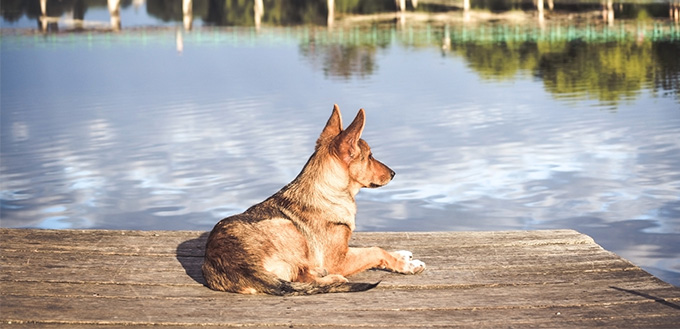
[335,109,365,164]
[317,104,343,149]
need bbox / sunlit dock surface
[1,228,678,328]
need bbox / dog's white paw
[393,250,426,274]
[394,250,413,261]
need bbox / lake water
[1,1,679,286]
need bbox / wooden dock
[1,228,678,328]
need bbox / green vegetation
[2,0,678,104]
[425,24,679,103]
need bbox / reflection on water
[3,0,680,30]
[1,1,679,286]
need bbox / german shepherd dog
[202,105,425,295]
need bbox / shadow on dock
[610,286,680,311]
[176,232,209,286]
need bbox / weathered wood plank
[3,280,679,308]
[0,248,641,287]
[0,259,645,287]
[1,228,678,328]
[2,294,679,328]
[0,242,627,271]
[0,229,596,256]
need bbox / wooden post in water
[254,0,264,31]
[396,0,406,12]
[176,30,184,54]
[328,0,335,28]
[395,0,406,28]
[183,0,193,30]
[108,0,121,31]
[603,0,615,26]
[442,24,451,53]
[39,0,49,32]
[463,0,471,22]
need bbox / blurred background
[1,0,678,286]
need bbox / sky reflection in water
[1,1,679,286]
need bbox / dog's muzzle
[369,170,395,188]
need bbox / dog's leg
[332,247,425,277]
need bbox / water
[1,1,679,286]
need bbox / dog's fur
[202,105,425,295]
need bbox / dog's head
[317,105,395,191]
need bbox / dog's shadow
[176,232,209,286]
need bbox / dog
[202,104,425,295]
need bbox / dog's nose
[390,170,396,179]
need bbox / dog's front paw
[317,274,349,284]
[392,250,426,275]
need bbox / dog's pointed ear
[317,104,343,149]
[335,109,365,163]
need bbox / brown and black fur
[202,104,425,296]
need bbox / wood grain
[1,228,678,328]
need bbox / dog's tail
[265,280,381,296]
